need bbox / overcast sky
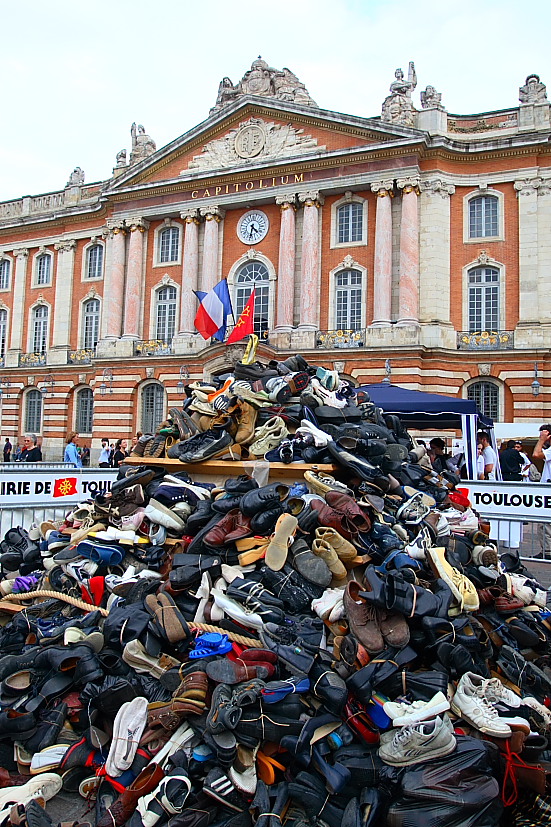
[0,0,548,201]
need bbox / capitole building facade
[0,57,550,459]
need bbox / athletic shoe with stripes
[203,768,245,811]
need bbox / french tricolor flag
[194,279,233,341]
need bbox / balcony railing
[221,324,269,344]
[316,329,365,349]
[134,339,174,357]
[19,352,46,366]
[457,330,514,350]
[69,348,96,364]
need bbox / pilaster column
[122,218,149,339]
[52,239,76,350]
[418,179,455,325]
[537,177,551,323]
[298,191,324,329]
[397,177,420,326]
[370,180,394,326]
[275,195,297,331]
[200,207,224,293]
[101,221,127,340]
[179,209,200,334]
[9,249,29,352]
[515,176,540,325]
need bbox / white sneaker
[451,673,512,737]
[312,588,345,622]
[295,419,331,448]
[404,527,432,560]
[523,696,551,728]
[378,716,456,766]
[384,692,450,727]
[470,674,521,709]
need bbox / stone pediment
[210,58,317,114]
[186,117,326,172]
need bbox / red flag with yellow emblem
[226,289,255,344]
[53,477,78,498]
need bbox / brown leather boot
[235,401,258,446]
[96,763,165,827]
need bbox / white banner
[0,470,118,507]
[461,482,551,521]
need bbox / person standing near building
[98,439,111,468]
[3,437,12,462]
[515,441,531,481]
[64,432,82,467]
[500,439,524,481]
[532,424,551,559]
[16,434,42,463]
[479,432,498,480]
[111,439,128,467]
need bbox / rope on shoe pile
[0,592,262,646]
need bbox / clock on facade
[237,211,269,244]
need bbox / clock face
[237,211,269,244]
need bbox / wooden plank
[125,455,335,480]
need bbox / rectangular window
[469,197,498,238]
[159,228,180,263]
[86,245,103,279]
[338,203,363,244]
[0,312,6,359]
[468,268,499,332]
[36,255,51,286]
[335,270,362,329]
[0,260,10,290]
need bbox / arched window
[337,202,363,244]
[85,244,104,279]
[334,269,363,330]
[25,389,42,433]
[235,261,270,337]
[141,384,165,435]
[32,305,49,354]
[76,387,93,434]
[468,267,500,332]
[82,299,100,349]
[155,286,177,343]
[0,309,6,360]
[0,259,10,290]
[468,381,499,420]
[469,196,498,238]
[159,227,180,263]
[36,254,52,286]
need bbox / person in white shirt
[515,441,531,482]
[476,443,485,480]
[98,438,111,468]
[532,424,551,558]
[479,432,498,481]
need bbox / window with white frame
[0,259,10,290]
[32,305,49,354]
[337,202,363,245]
[468,267,500,332]
[76,387,93,434]
[25,389,42,433]
[235,261,269,337]
[141,384,165,435]
[36,253,52,286]
[0,309,6,359]
[335,269,363,330]
[85,244,104,280]
[159,227,180,264]
[468,381,499,420]
[469,196,498,238]
[82,299,100,350]
[155,286,177,343]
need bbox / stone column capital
[128,218,150,233]
[370,180,395,196]
[297,191,324,207]
[13,248,29,259]
[106,218,127,233]
[54,238,77,253]
[275,194,297,210]
[514,177,542,196]
[200,206,225,221]
[420,178,455,198]
[180,208,201,223]
[397,177,421,195]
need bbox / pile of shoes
[0,365,550,826]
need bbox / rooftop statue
[382,61,417,127]
[519,74,548,104]
[210,57,318,114]
[129,123,157,166]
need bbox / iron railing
[134,339,174,357]
[316,329,365,349]
[19,352,46,366]
[69,348,96,364]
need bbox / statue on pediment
[210,58,317,114]
[382,61,417,127]
[129,123,157,166]
[420,85,443,109]
[519,74,548,104]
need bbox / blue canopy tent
[357,383,494,480]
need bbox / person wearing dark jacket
[500,439,524,481]
[16,433,42,463]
